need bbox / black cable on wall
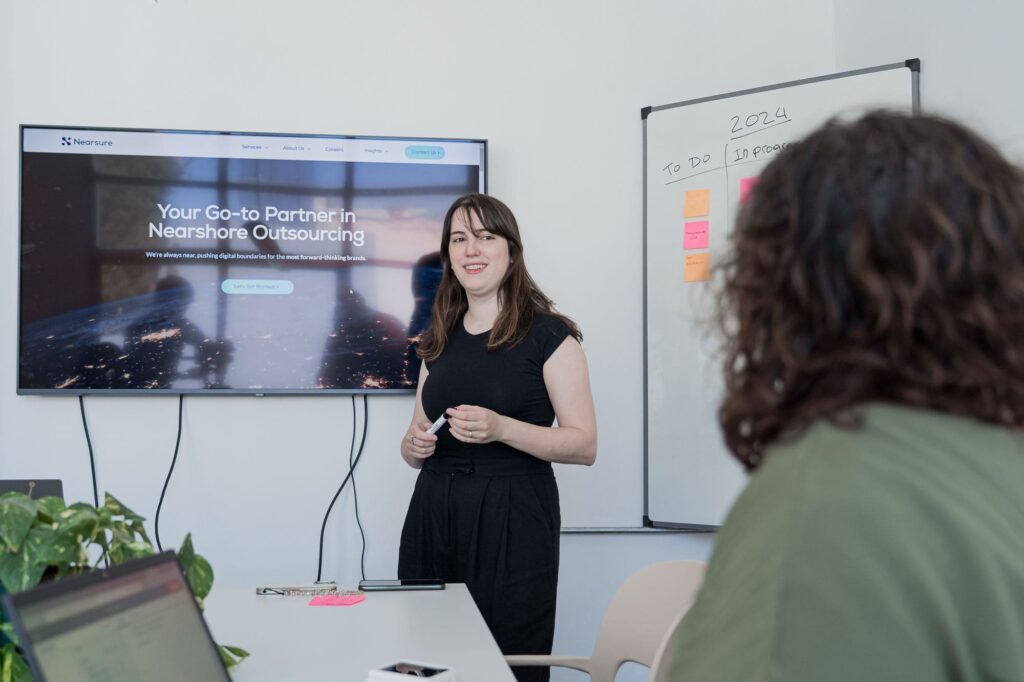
[78,395,108,567]
[154,394,185,552]
[351,394,369,581]
[78,395,101,510]
[316,394,370,583]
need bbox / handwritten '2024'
[730,107,790,136]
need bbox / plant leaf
[23,523,73,568]
[56,564,88,582]
[103,494,145,524]
[55,506,101,546]
[1,639,31,682]
[185,554,213,600]
[2,644,12,682]
[175,534,212,599]
[0,622,17,647]
[120,541,153,561]
[0,544,45,593]
[33,496,65,523]
[178,533,195,565]
[127,520,151,544]
[0,494,37,552]
[218,643,250,668]
[5,644,30,682]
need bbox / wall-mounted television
[19,125,487,394]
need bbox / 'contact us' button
[221,279,294,295]
[405,145,445,160]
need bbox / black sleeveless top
[421,313,572,475]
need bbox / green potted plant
[0,491,248,681]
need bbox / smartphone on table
[358,579,445,591]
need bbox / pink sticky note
[739,177,759,205]
[683,221,709,250]
[309,594,366,606]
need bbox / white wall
[0,1,835,679]
[834,0,1024,160]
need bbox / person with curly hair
[670,112,1024,681]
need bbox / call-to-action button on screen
[221,279,294,295]
[405,145,445,160]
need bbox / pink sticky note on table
[683,221,709,250]
[739,177,759,205]
[309,594,366,606]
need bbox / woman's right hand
[401,420,438,466]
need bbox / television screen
[19,125,486,394]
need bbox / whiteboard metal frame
[641,60,921,530]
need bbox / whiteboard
[643,61,920,528]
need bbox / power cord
[316,398,358,582]
[351,394,369,581]
[316,394,370,583]
[78,395,107,567]
[78,396,100,509]
[154,394,185,552]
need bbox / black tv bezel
[17,123,488,396]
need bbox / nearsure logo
[63,135,113,148]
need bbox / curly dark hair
[718,111,1024,471]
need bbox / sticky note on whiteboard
[684,253,711,282]
[683,189,710,217]
[739,177,759,205]
[683,221,709,250]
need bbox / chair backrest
[648,608,690,682]
[587,560,705,682]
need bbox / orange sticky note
[683,221,709,250]
[309,594,366,606]
[683,189,710,218]
[684,253,710,282]
[739,177,759,205]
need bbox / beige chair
[506,560,706,682]
[648,608,691,682]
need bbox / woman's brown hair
[719,111,1024,470]
[417,193,581,361]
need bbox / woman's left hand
[446,405,506,444]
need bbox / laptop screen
[4,552,229,682]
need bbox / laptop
[0,479,63,500]
[2,551,230,682]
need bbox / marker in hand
[427,414,448,435]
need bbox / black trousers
[398,467,560,682]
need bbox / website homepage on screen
[20,128,486,393]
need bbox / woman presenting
[399,193,597,682]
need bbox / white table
[204,585,516,681]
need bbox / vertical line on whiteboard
[723,143,731,236]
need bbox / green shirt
[670,404,1024,681]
